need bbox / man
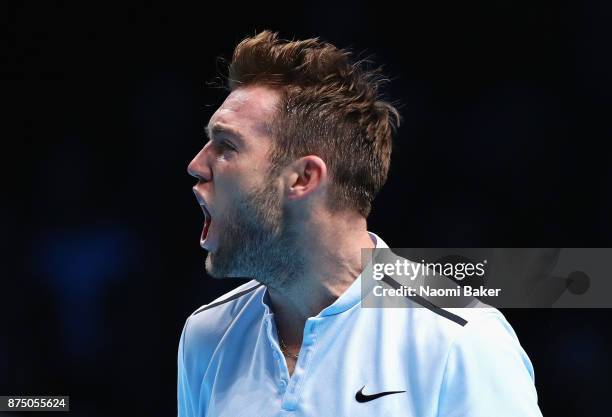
[179,30,542,417]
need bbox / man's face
[187,86,305,281]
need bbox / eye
[213,139,237,155]
[219,140,236,151]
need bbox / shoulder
[443,306,533,374]
[191,279,264,317]
[380,303,540,415]
[180,280,265,366]
[442,305,526,357]
[420,302,525,353]
[397,301,529,367]
[434,307,541,416]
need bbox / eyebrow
[204,124,244,143]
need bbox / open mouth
[201,204,212,244]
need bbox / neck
[266,213,375,348]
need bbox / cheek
[217,160,269,195]
[214,173,248,209]
[213,147,273,196]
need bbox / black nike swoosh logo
[355,386,406,403]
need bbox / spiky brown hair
[227,30,400,217]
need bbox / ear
[284,155,327,201]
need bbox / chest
[200,314,446,417]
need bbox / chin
[204,254,222,279]
[205,252,241,279]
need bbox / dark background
[2,1,611,416]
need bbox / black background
[2,1,611,416]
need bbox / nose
[187,145,213,182]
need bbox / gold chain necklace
[279,337,299,359]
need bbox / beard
[204,175,307,290]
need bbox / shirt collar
[317,231,388,317]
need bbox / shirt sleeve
[436,312,543,417]
[178,317,196,417]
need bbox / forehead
[208,85,279,137]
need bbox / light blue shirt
[178,232,542,416]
